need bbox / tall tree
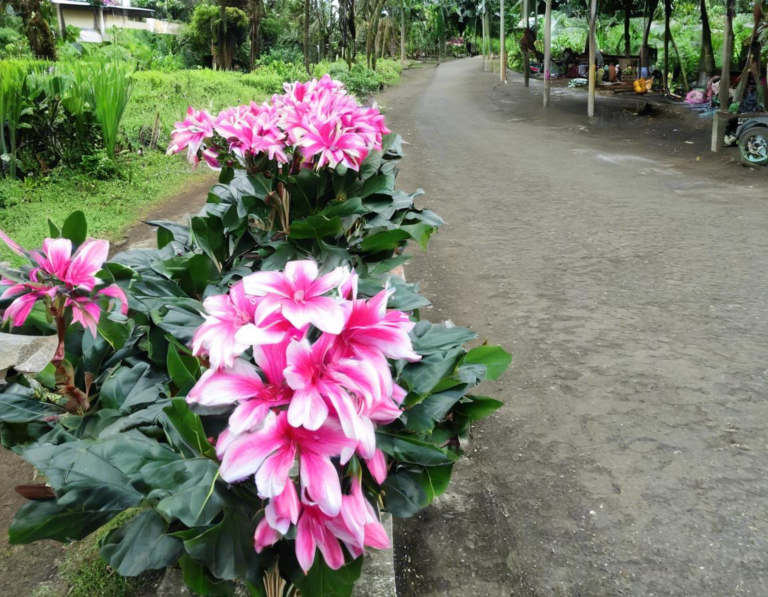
[696,0,714,85]
[711,0,735,152]
[249,0,264,68]
[10,0,57,59]
[640,0,660,73]
[304,0,311,73]
[623,0,632,57]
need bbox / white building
[51,0,182,42]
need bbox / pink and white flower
[167,107,215,165]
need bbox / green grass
[29,509,159,597]
[0,151,211,262]
[124,69,277,143]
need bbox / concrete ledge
[353,513,397,597]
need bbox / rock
[0,333,58,383]
[155,567,191,597]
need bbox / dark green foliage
[0,131,509,595]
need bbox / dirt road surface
[382,59,768,597]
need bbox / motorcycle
[734,116,768,167]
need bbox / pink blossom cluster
[0,231,127,334]
[167,74,391,172]
[187,260,420,572]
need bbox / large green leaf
[230,171,272,199]
[162,399,217,459]
[0,384,64,424]
[359,229,409,252]
[289,215,343,240]
[319,197,369,219]
[167,344,200,394]
[286,552,363,597]
[401,347,465,396]
[400,223,435,251]
[191,216,226,265]
[454,395,504,421]
[8,498,121,544]
[100,509,184,576]
[23,431,179,495]
[139,458,227,527]
[375,431,459,466]
[381,470,428,518]
[61,210,87,245]
[403,385,469,433]
[463,345,512,381]
[409,321,477,355]
[100,362,168,413]
[182,509,262,583]
[179,554,235,596]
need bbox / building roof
[51,0,154,14]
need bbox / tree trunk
[663,0,670,93]
[711,0,734,152]
[401,1,406,66]
[543,0,552,105]
[670,32,688,92]
[380,18,391,59]
[499,0,506,81]
[641,0,659,74]
[303,0,310,73]
[249,0,263,68]
[11,0,57,59]
[696,0,714,85]
[219,1,230,70]
[588,0,597,116]
[623,0,631,57]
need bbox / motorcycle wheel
[739,126,768,167]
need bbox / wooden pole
[523,0,530,87]
[543,0,552,106]
[482,7,488,70]
[663,0,670,93]
[401,1,406,68]
[500,0,506,81]
[588,0,597,117]
[711,0,735,152]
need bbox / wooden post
[543,0,552,106]
[587,0,597,117]
[523,0,530,87]
[663,0,671,93]
[482,8,488,71]
[711,0,735,152]
[401,1,406,68]
[500,0,506,82]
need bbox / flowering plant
[188,261,419,572]
[0,213,127,411]
[0,77,510,597]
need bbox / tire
[739,126,768,167]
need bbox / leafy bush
[0,59,133,178]
[0,77,510,597]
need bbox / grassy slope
[0,153,210,262]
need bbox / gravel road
[382,57,768,597]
